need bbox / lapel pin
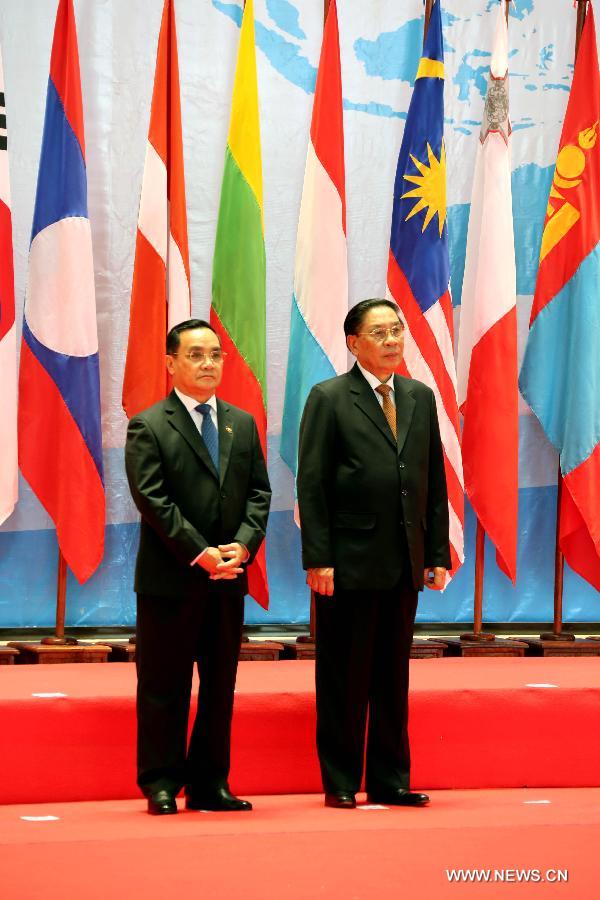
[225,425,233,434]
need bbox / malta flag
[0,47,17,525]
[386,0,464,574]
[457,7,518,583]
[211,0,268,608]
[122,0,190,419]
[280,0,348,477]
[519,5,600,589]
[18,0,105,582]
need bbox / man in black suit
[297,299,450,809]
[125,318,271,815]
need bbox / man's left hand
[424,567,446,590]
[211,542,248,580]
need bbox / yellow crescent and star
[401,54,447,238]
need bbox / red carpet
[0,789,597,898]
[1,658,599,804]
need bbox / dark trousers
[315,577,419,795]
[135,588,244,796]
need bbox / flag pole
[41,549,77,645]
[424,0,433,37]
[540,0,588,643]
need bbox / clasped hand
[198,543,247,580]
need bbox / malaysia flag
[18,0,105,583]
[387,0,464,574]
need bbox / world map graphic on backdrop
[212,0,563,305]
[213,0,569,129]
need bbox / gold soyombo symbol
[540,123,598,262]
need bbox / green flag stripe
[212,146,266,400]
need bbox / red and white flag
[0,46,17,524]
[122,0,190,419]
[457,7,518,582]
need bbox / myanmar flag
[211,0,268,608]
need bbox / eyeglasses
[356,325,405,343]
[171,350,227,364]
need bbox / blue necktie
[195,404,219,473]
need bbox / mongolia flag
[18,0,105,583]
[280,0,347,476]
[457,7,518,583]
[519,5,600,590]
[387,0,464,573]
[122,0,190,419]
[0,47,17,525]
[211,0,268,608]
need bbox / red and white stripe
[122,0,190,419]
[456,7,518,582]
[0,46,17,525]
[388,258,464,573]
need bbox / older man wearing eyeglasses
[297,299,450,810]
[125,319,271,815]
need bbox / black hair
[166,319,219,354]
[343,299,402,337]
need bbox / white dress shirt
[174,387,218,432]
[173,388,248,567]
[357,362,396,408]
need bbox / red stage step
[0,790,597,899]
[0,658,599,804]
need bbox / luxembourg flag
[280,0,347,476]
[457,6,518,583]
[0,46,17,525]
[18,0,105,583]
[519,4,600,590]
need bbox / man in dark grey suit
[297,299,450,809]
[125,319,271,815]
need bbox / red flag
[0,46,17,525]
[122,0,190,418]
[457,8,518,582]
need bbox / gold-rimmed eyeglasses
[356,324,404,343]
[171,350,227,364]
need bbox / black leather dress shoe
[324,792,356,809]
[185,786,252,811]
[147,789,178,815]
[366,789,429,807]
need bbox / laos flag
[519,5,600,590]
[18,0,105,583]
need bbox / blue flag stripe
[30,78,88,244]
[280,296,337,475]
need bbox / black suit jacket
[297,364,450,591]
[125,391,271,599]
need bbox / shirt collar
[174,388,218,414]
[357,362,395,395]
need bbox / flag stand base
[539,631,575,641]
[7,642,111,664]
[518,638,600,657]
[41,635,78,646]
[459,631,496,642]
[441,638,527,657]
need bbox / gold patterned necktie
[376,383,397,438]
